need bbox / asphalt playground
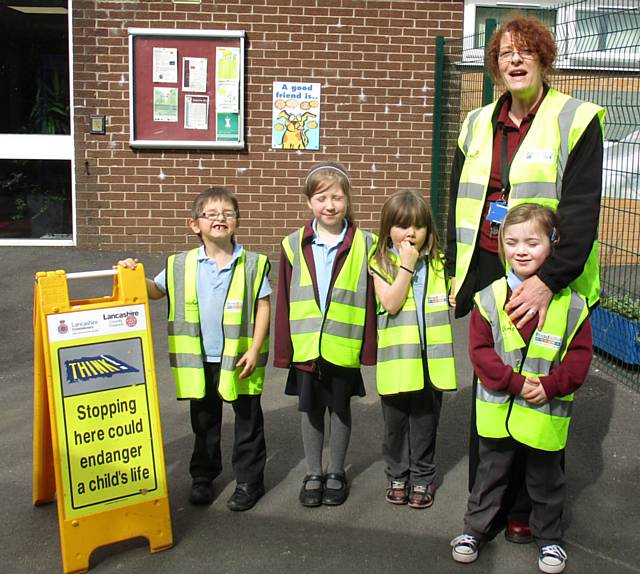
[2,246,639,574]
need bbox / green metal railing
[432,0,640,389]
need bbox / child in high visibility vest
[117,186,271,512]
[370,190,456,509]
[450,204,593,574]
[274,161,378,507]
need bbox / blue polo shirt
[154,244,271,362]
[311,219,348,314]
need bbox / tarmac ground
[2,246,639,574]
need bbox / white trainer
[538,544,568,573]
[450,534,480,564]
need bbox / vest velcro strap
[378,343,422,362]
[513,395,573,418]
[425,342,454,360]
[477,383,511,404]
[425,309,452,328]
[456,227,476,246]
[323,318,365,341]
[169,352,204,369]
[290,316,323,335]
[510,182,558,200]
[458,181,485,201]
[167,321,200,337]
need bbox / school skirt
[285,359,365,413]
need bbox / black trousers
[464,437,565,547]
[381,382,443,486]
[466,249,533,525]
[189,363,266,485]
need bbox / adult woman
[446,15,604,543]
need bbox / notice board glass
[128,28,245,149]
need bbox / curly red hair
[487,14,556,84]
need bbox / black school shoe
[299,474,324,507]
[322,472,349,506]
[189,480,214,506]
[227,482,265,511]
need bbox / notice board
[128,28,245,149]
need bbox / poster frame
[128,28,245,150]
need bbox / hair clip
[550,227,558,242]
[305,165,351,184]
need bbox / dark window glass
[0,159,72,239]
[0,2,69,134]
[474,7,558,49]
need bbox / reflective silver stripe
[169,353,203,369]
[172,251,188,324]
[560,292,587,357]
[168,321,200,337]
[287,230,307,304]
[513,396,573,418]
[511,182,558,201]
[522,355,555,375]
[556,97,582,196]
[290,316,323,335]
[426,342,454,360]
[458,181,485,201]
[221,355,237,371]
[378,343,422,362]
[477,383,510,404]
[456,227,476,245]
[323,318,364,341]
[478,286,522,367]
[462,108,483,154]
[332,286,363,306]
[223,323,250,340]
[425,309,451,328]
[293,284,316,300]
[378,309,416,328]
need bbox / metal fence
[433,0,640,389]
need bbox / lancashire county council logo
[125,314,138,328]
[57,320,69,335]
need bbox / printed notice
[153,88,178,122]
[185,95,209,130]
[182,57,208,92]
[216,47,240,81]
[152,47,178,83]
[57,338,158,510]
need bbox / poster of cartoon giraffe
[272,82,320,150]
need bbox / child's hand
[520,377,548,405]
[236,348,259,379]
[115,257,139,270]
[398,239,419,271]
[448,277,456,307]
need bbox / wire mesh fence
[434,0,640,389]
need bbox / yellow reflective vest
[474,278,589,451]
[166,247,270,401]
[282,225,377,368]
[371,254,457,394]
[454,89,605,306]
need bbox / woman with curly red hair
[446,14,604,573]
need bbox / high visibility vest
[282,226,377,368]
[166,248,270,401]
[371,254,457,394]
[474,278,589,451]
[454,89,605,306]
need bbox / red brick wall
[73,0,463,257]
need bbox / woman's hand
[505,275,553,329]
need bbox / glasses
[197,210,237,221]
[498,48,536,62]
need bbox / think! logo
[65,354,139,384]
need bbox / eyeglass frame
[196,209,238,221]
[498,48,536,62]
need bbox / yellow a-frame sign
[33,265,172,573]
